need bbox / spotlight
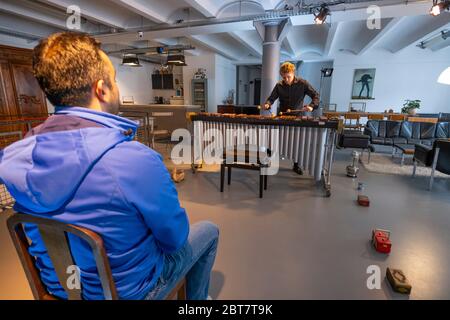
[321,68,334,77]
[314,5,330,25]
[430,0,450,16]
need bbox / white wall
[183,54,236,112]
[330,46,450,113]
[110,56,155,105]
[299,61,334,107]
[215,54,237,109]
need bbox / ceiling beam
[188,35,240,61]
[282,37,295,58]
[0,11,60,39]
[228,31,262,58]
[38,0,141,29]
[389,13,450,53]
[290,1,433,26]
[96,1,432,43]
[0,0,107,33]
[357,17,404,55]
[109,0,167,24]
[323,22,340,57]
[96,20,255,44]
[183,0,217,18]
[0,0,67,29]
[285,32,301,57]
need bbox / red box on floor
[372,229,392,254]
[358,195,370,206]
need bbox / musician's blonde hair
[280,62,295,74]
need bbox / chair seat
[414,144,433,166]
[339,133,370,149]
[222,148,271,166]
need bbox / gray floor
[1,149,450,300]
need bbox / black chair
[221,144,271,198]
[440,113,450,122]
[412,139,450,190]
[337,131,372,163]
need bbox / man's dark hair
[33,32,112,107]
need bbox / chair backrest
[440,113,450,122]
[407,117,438,124]
[324,103,337,111]
[388,114,407,121]
[435,139,450,174]
[367,114,384,120]
[348,102,366,112]
[7,213,118,300]
[0,183,15,211]
[344,113,361,120]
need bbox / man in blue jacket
[0,32,219,300]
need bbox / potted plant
[401,99,421,115]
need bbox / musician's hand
[302,105,313,112]
[264,103,271,110]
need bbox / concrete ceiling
[0,0,449,63]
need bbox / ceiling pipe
[92,0,422,38]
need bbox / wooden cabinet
[0,45,48,119]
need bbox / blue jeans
[144,221,219,300]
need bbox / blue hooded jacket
[0,107,189,299]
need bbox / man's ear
[94,79,107,102]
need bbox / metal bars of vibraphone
[192,118,337,196]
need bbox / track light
[314,5,330,25]
[430,0,450,16]
[121,54,141,67]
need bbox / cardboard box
[386,268,412,294]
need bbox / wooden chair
[348,102,366,112]
[367,114,385,120]
[323,103,337,111]
[344,113,362,131]
[7,213,186,300]
[388,114,407,121]
[407,117,438,124]
[151,112,173,150]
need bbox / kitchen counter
[121,104,201,110]
[119,104,202,132]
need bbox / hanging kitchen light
[121,54,142,67]
[167,51,187,66]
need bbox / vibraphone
[191,113,340,196]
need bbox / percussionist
[263,62,320,175]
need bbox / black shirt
[266,77,320,113]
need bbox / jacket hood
[0,107,138,213]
